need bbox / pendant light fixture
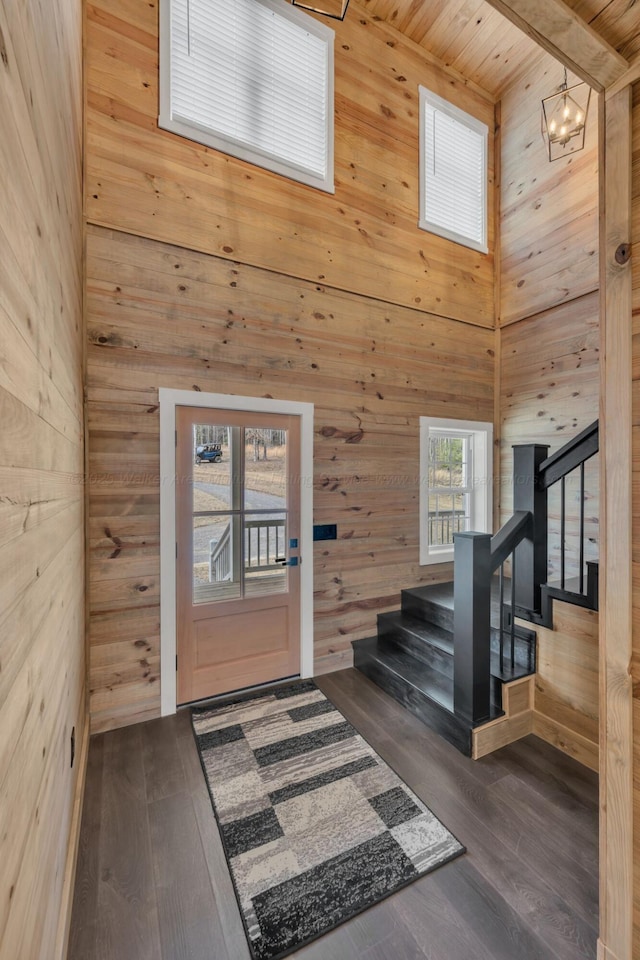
[291,0,349,19]
[541,68,591,162]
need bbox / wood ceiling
[358,0,640,98]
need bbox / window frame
[158,0,335,193]
[419,417,493,566]
[418,86,488,254]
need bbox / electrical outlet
[70,726,75,768]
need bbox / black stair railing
[453,513,532,723]
[536,420,599,601]
[452,420,598,725]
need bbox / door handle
[276,557,299,567]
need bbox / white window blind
[159,0,334,192]
[419,88,488,253]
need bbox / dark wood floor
[68,669,599,960]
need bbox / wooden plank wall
[631,77,640,960]
[500,51,599,326]
[86,225,495,732]
[84,0,500,732]
[0,0,85,958]
[498,49,600,769]
[84,0,496,327]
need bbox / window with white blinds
[159,0,334,192]
[419,88,488,253]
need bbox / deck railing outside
[209,518,286,582]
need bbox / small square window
[419,87,488,253]
[159,0,335,193]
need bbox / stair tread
[546,576,588,596]
[403,582,454,610]
[354,637,454,712]
[490,649,535,682]
[377,611,453,656]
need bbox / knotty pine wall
[500,296,600,770]
[500,53,599,326]
[86,225,494,732]
[84,1,500,732]
[85,0,496,327]
[0,0,85,958]
[498,51,600,769]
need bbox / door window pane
[187,420,292,604]
[244,428,287,510]
[192,424,233,512]
[244,511,287,597]
[193,513,241,603]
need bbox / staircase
[353,580,536,755]
[353,421,599,759]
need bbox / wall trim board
[532,710,599,772]
[499,285,600,328]
[597,942,623,960]
[53,711,90,960]
[159,388,315,716]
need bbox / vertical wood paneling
[629,76,640,960]
[500,52,599,325]
[85,224,495,733]
[599,83,633,960]
[84,0,497,326]
[0,0,84,959]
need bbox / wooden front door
[176,406,301,704]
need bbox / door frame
[159,388,315,716]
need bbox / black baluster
[499,564,505,674]
[580,462,585,594]
[560,476,565,590]
[510,551,516,672]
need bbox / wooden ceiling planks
[358,0,640,95]
[358,0,547,96]
[564,0,640,56]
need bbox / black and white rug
[192,679,464,960]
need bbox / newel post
[512,444,548,614]
[453,532,492,724]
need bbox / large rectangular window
[420,417,493,565]
[159,0,334,192]
[419,87,488,253]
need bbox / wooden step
[352,636,504,757]
[489,627,536,681]
[377,611,453,676]
[352,636,469,754]
[401,582,454,631]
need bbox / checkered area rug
[192,679,464,960]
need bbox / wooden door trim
[159,388,315,716]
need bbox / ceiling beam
[483,0,628,92]
[605,52,640,101]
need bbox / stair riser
[490,674,503,711]
[401,594,454,632]
[378,626,454,678]
[352,650,471,756]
